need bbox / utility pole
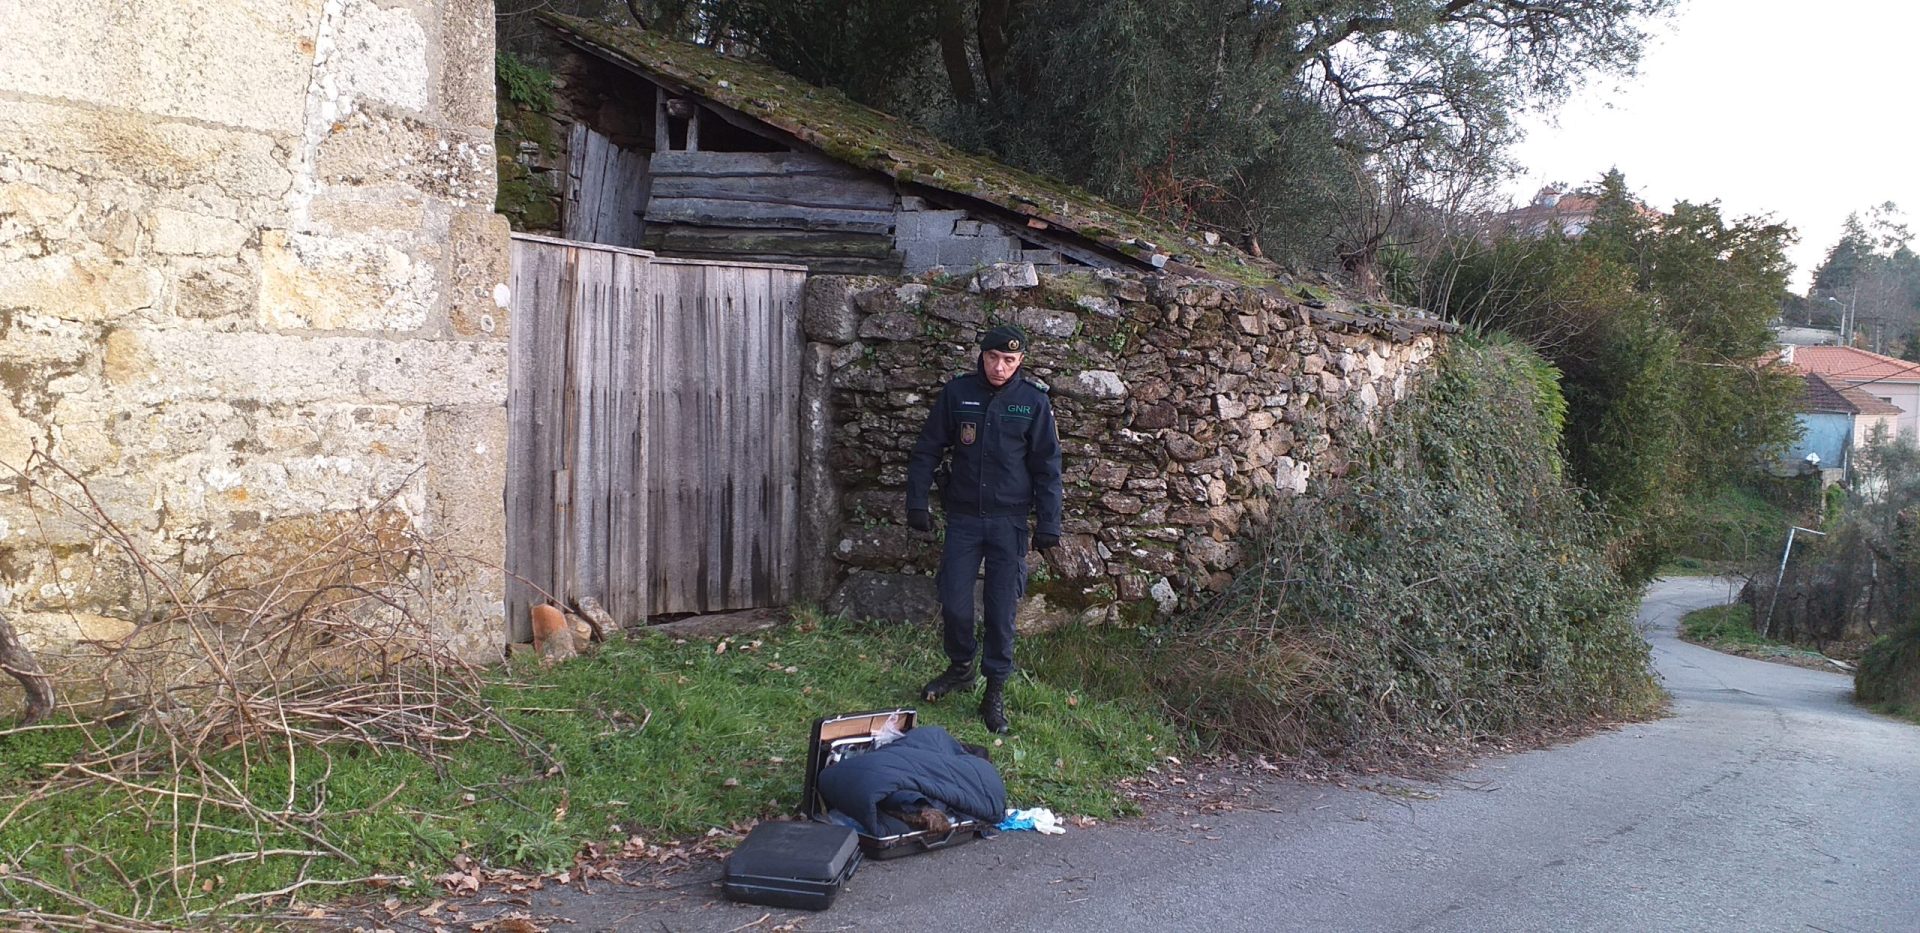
[1762,525,1828,640]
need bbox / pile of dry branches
[0,454,527,929]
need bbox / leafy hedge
[1089,338,1661,756]
[1857,623,1920,718]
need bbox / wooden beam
[653,84,669,152]
[553,32,818,156]
[645,197,894,235]
[648,150,873,179]
[687,108,700,151]
[648,173,896,212]
[644,225,898,259]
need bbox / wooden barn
[505,14,1273,283]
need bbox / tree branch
[0,611,55,726]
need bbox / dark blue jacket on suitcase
[815,726,1006,837]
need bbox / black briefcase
[720,821,862,910]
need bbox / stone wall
[0,0,509,713]
[801,266,1446,626]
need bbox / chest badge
[960,422,978,446]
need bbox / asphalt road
[516,577,1920,932]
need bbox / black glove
[907,509,933,532]
[1032,531,1060,552]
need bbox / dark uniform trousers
[937,513,1028,679]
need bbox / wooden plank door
[506,235,805,638]
[643,259,804,615]
[505,234,651,640]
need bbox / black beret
[980,324,1028,353]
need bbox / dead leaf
[421,900,445,917]
[723,777,740,787]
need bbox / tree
[1810,203,1920,352]
[1422,172,1799,581]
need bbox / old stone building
[0,0,511,711]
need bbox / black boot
[921,662,978,702]
[979,678,1008,734]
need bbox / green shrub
[1857,623,1920,717]
[1084,339,1660,757]
[496,51,554,111]
[1669,485,1790,565]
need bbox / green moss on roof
[542,13,1280,286]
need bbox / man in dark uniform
[906,324,1063,733]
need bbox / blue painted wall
[1790,413,1851,469]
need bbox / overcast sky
[1504,0,1920,293]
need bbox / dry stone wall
[0,0,510,713]
[802,267,1447,627]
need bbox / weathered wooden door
[642,259,804,615]
[505,235,804,641]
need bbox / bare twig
[0,453,525,927]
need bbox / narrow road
[530,578,1920,932]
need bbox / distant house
[1489,186,1663,240]
[1787,345,1920,438]
[1496,188,1604,238]
[1775,325,1840,347]
[500,14,1273,283]
[1788,371,1903,482]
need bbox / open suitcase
[801,708,990,860]
[720,821,862,910]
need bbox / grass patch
[1679,603,1773,648]
[1679,602,1839,669]
[0,614,1172,925]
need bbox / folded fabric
[816,725,1006,837]
[997,806,1064,834]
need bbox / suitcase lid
[726,821,859,882]
[800,708,916,820]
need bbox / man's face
[982,349,1024,387]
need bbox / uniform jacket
[907,364,1064,536]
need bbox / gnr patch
[960,422,978,446]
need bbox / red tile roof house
[1786,345,1920,439]
[1789,371,1904,482]
[1496,188,1604,237]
